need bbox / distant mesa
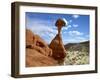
[64,41,89,52]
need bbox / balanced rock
[49,18,67,62]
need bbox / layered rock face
[26,29,57,67]
[49,34,66,60]
[26,29,52,56]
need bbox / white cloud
[72,14,79,19]
[67,25,72,28]
[62,25,72,31]
[41,31,56,43]
[26,19,58,44]
[63,36,88,44]
[75,36,89,42]
[85,35,89,38]
[73,24,78,27]
[63,39,76,44]
[69,30,83,36]
[28,25,52,34]
[77,37,85,40]
[69,20,72,23]
[62,18,68,26]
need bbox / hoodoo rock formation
[49,19,67,62]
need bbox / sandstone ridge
[26,29,57,67]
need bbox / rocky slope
[26,29,58,67]
[63,41,89,65]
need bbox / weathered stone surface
[26,29,57,67]
[26,49,57,67]
[26,29,52,56]
[49,34,66,60]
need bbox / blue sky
[26,12,90,45]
